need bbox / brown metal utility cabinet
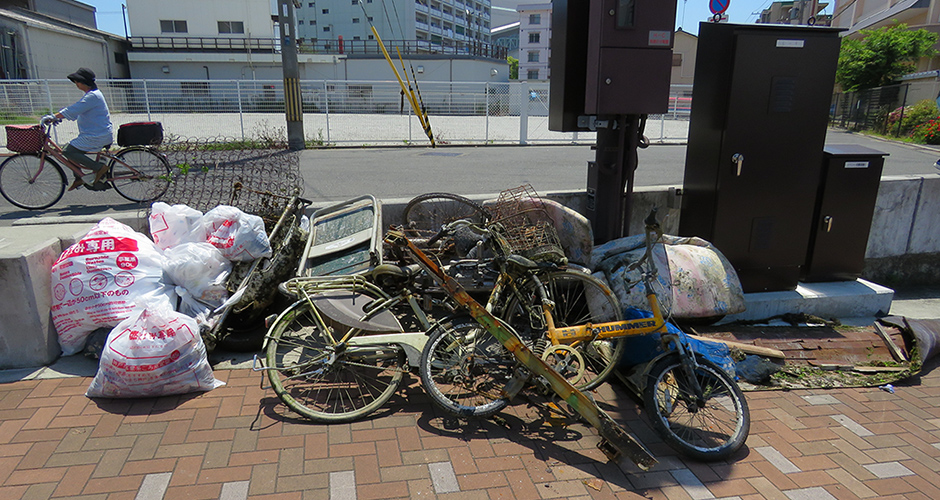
[678,22,842,293]
[803,145,887,282]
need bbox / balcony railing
[129,36,508,60]
[129,36,279,53]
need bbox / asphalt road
[1,129,937,225]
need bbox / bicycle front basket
[5,124,44,153]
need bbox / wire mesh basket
[489,184,567,264]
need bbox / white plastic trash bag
[149,202,203,251]
[163,242,231,308]
[86,299,224,398]
[201,205,272,261]
[51,218,176,356]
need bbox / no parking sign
[710,0,730,14]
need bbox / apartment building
[125,0,506,82]
[517,3,549,81]
[295,0,492,50]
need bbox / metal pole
[237,80,245,140]
[323,80,331,144]
[519,82,528,145]
[143,79,151,120]
[484,82,489,143]
[278,0,305,150]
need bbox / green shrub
[886,99,938,134]
[910,118,940,144]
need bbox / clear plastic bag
[163,242,231,308]
[201,205,272,261]
[149,202,203,251]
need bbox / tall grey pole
[278,0,305,150]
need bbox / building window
[351,0,358,3]
[322,8,329,14]
[160,20,188,33]
[528,32,540,44]
[527,69,539,79]
[527,51,539,62]
[368,16,373,22]
[352,17,360,23]
[114,52,127,65]
[353,36,361,40]
[672,53,683,66]
[308,2,314,6]
[528,13,541,25]
[298,20,304,25]
[218,21,245,34]
[323,26,331,32]
[368,34,374,40]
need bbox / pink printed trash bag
[51,218,176,356]
[86,300,224,398]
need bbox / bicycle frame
[33,121,154,183]
[386,229,658,470]
[268,274,438,367]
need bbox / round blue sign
[710,0,730,15]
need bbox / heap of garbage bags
[50,202,273,399]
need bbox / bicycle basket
[489,184,567,264]
[5,125,45,153]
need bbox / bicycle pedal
[86,181,111,192]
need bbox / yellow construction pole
[371,26,435,146]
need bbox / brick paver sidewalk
[2,359,940,500]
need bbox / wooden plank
[687,334,786,359]
[873,322,908,362]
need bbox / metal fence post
[518,82,528,145]
[323,81,331,144]
[485,82,490,143]
[143,80,152,120]
[237,80,245,140]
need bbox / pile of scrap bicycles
[236,185,749,470]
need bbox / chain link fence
[0,79,692,147]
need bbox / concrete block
[722,279,894,323]
[909,175,940,254]
[0,224,94,369]
[866,176,920,259]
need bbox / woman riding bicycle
[44,67,113,191]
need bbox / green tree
[507,56,519,80]
[836,23,938,92]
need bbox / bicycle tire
[643,354,750,461]
[402,193,490,244]
[419,314,514,418]
[0,154,66,210]
[494,268,625,391]
[265,296,406,423]
[110,147,171,203]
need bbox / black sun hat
[67,68,96,86]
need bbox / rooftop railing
[129,36,507,60]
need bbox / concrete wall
[1,175,936,370]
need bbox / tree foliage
[507,56,519,80]
[836,23,938,92]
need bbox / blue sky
[82,0,832,38]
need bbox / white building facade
[517,3,550,81]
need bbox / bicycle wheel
[643,354,750,461]
[265,297,406,423]
[110,147,171,203]
[402,193,490,254]
[419,314,514,418]
[0,154,65,210]
[495,269,625,391]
